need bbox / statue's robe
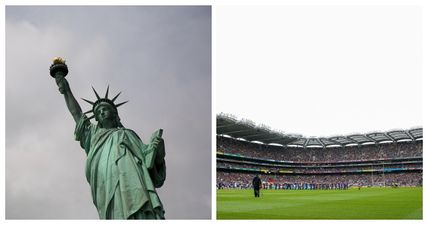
[74,115,166,219]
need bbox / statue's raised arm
[50,57,83,123]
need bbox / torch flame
[52,57,66,64]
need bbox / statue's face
[95,103,116,124]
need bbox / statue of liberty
[50,57,166,219]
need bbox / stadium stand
[216,114,422,189]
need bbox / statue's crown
[82,86,128,120]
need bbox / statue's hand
[151,136,165,164]
[151,136,162,150]
[55,76,69,94]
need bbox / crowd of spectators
[217,136,422,162]
[217,171,422,189]
[217,161,422,174]
[217,135,423,189]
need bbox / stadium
[216,113,423,219]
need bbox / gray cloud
[6,6,211,219]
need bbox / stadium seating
[217,136,422,189]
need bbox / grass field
[217,187,422,219]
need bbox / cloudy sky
[217,5,422,138]
[6,6,211,219]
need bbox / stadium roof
[217,113,423,148]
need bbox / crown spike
[92,86,101,100]
[115,101,129,108]
[111,92,122,102]
[88,115,95,120]
[81,98,95,105]
[105,85,110,99]
[83,109,93,114]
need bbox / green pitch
[217,187,422,219]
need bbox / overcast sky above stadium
[6,6,211,219]
[217,5,422,138]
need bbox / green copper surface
[50,59,166,219]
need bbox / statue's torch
[49,57,69,94]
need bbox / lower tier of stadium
[217,171,422,189]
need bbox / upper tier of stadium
[217,113,423,148]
